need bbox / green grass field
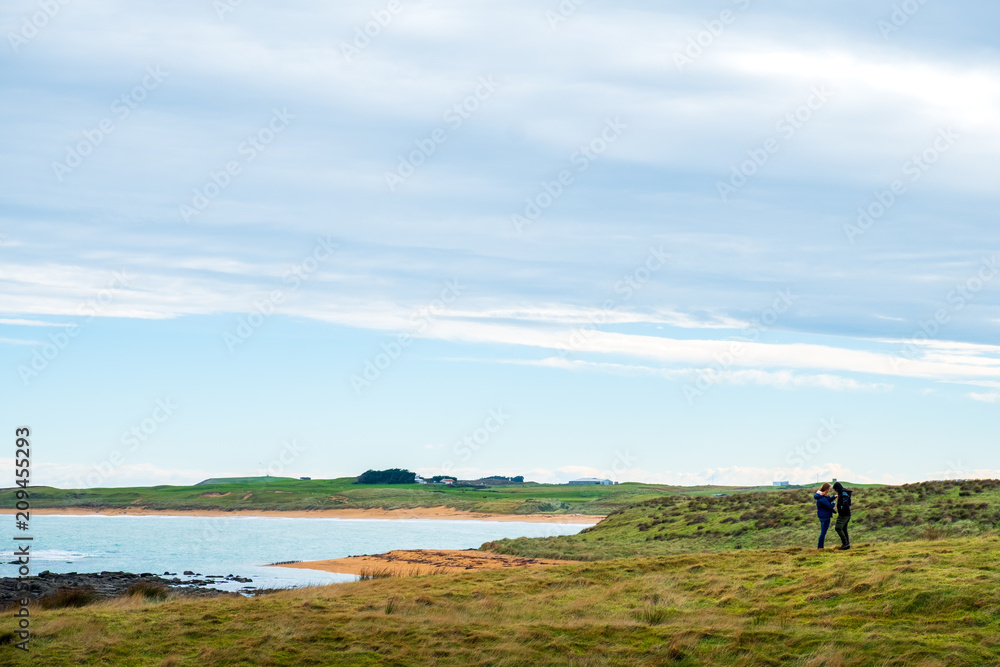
[484,479,1000,559]
[7,536,999,665]
[0,477,817,516]
[7,478,999,665]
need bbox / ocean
[4,515,591,592]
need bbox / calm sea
[3,515,591,591]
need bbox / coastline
[273,549,580,576]
[0,506,603,524]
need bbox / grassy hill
[9,536,1000,665]
[483,479,1000,560]
[0,478,783,516]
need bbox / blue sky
[2,0,999,488]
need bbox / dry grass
[37,588,100,610]
[356,565,449,580]
[125,582,169,601]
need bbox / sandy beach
[2,506,603,524]
[273,549,580,576]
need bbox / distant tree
[355,469,417,484]
[480,475,525,483]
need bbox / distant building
[415,476,427,484]
[569,478,613,486]
[773,481,790,487]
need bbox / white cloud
[495,356,892,393]
[699,369,893,392]
[2,248,999,392]
[420,319,1000,385]
[0,337,40,346]
[953,380,1000,389]
[0,318,70,327]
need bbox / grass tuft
[633,604,678,625]
[126,582,170,601]
[357,566,397,580]
[38,588,100,609]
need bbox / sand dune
[273,549,580,576]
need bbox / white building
[568,478,614,486]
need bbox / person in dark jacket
[832,481,852,550]
[814,482,835,549]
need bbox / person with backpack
[814,482,835,549]
[832,481,852,550]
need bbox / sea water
[2,515,591,591]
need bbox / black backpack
[839,490,852,512]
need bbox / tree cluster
[355,469,417,484]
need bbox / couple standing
[814,482,851,550]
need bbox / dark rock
[0,571,249,607]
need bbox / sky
[2,0,999,489]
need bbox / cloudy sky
[2,0,999,488]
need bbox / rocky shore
[0,570,258,607]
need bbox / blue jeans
[818,518,831,548]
